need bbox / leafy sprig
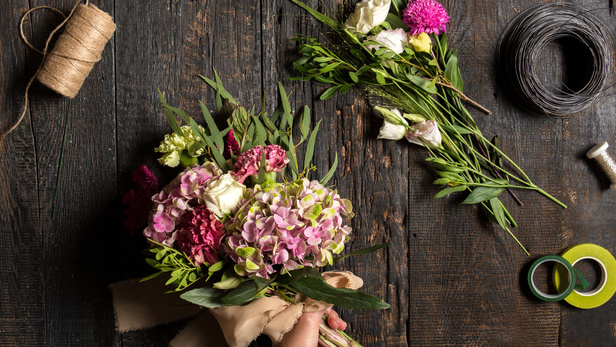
[291,1,567,254]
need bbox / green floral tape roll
[528,255,576,302]
[553,243,616,309]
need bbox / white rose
[344,0,391,35]
[203,173,246,218]
[405,120,442,148]
[367,28,408,54]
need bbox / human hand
[277,307,346,347]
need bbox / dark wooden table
[2,0,616,346]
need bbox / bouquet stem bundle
[291,0,566,254]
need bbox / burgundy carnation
[231,144,290,183]
[175,206,225,266]
[122,165,159,234]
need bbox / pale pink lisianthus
[405,120,442,148]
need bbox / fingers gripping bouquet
[139,72,389,346]
[291,0,567,254]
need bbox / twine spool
[586,142,616,190]
[36,3,116,98]
[1,1,115,141]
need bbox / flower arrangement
[126,71,389,346]
[291,0,567,254]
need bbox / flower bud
[408,32,432,53]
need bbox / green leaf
[319,153,338,185]
[375,73,386,85]
[198,72,237,105]
[461,185,506,205]
[303,120,322,170]
[320,86,340,100]
[407,75,437,94]
[286,150,299,179]
[291,277,390,309]
[319,62,342,73]
[299,105,311,140]
[180,286,229,308]
[221,280,259,306]
[434,185,467,199]
[253,116,267,146]
[140,271,163,282]
[278,82,293,131]
[385,13,408,30]
[158,91,184,136]
[349,71,359,83]
[444,50,463,92]
[291,0,340,30]
[334,242,391,262]
[199,101,224,151]
[489,198,509,230]
[276,267,323,285]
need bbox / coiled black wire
[497,3,615,116]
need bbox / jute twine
[0,0,115,142]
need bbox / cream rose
[202,173,246,218]
[344,0,391,35]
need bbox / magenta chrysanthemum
[402,0,450,36]
[175,206,224,266]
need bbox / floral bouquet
[290,0,567,254]
[119,71,389,347]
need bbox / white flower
[202,173,246,218]
[405,120,442,148]
[344,0,391,35]
[376,107,408,140]
[367,28,408,54]
[378,120,408,140]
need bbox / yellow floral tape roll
[553,244,616,309]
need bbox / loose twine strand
[0,0,115,142]
[497,3,616,117]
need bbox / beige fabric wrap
[110,271,363,347]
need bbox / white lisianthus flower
[344,0,391,35]
[203,173,246,218]
[405,120,442,148]
[376,107,408,140]
[368,28,408,54]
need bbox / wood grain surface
[2,0,616,346]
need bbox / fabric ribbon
[109,271,363,347]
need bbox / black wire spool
[497,3,616,116]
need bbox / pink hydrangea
[143,162,222,246]
[223,179,354,279]
[402,0,450,36]
[175,206,224,266]
[231,144,290,183]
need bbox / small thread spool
[586,142,616,190]
[36,4,116,98]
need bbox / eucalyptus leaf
[199,101,224,151]
[319,154,338,185]
[320,85,340,100]
[303,120,321,171]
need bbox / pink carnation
[231,145,290,183]
[175,206,224,266]
[403,0,450,36]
